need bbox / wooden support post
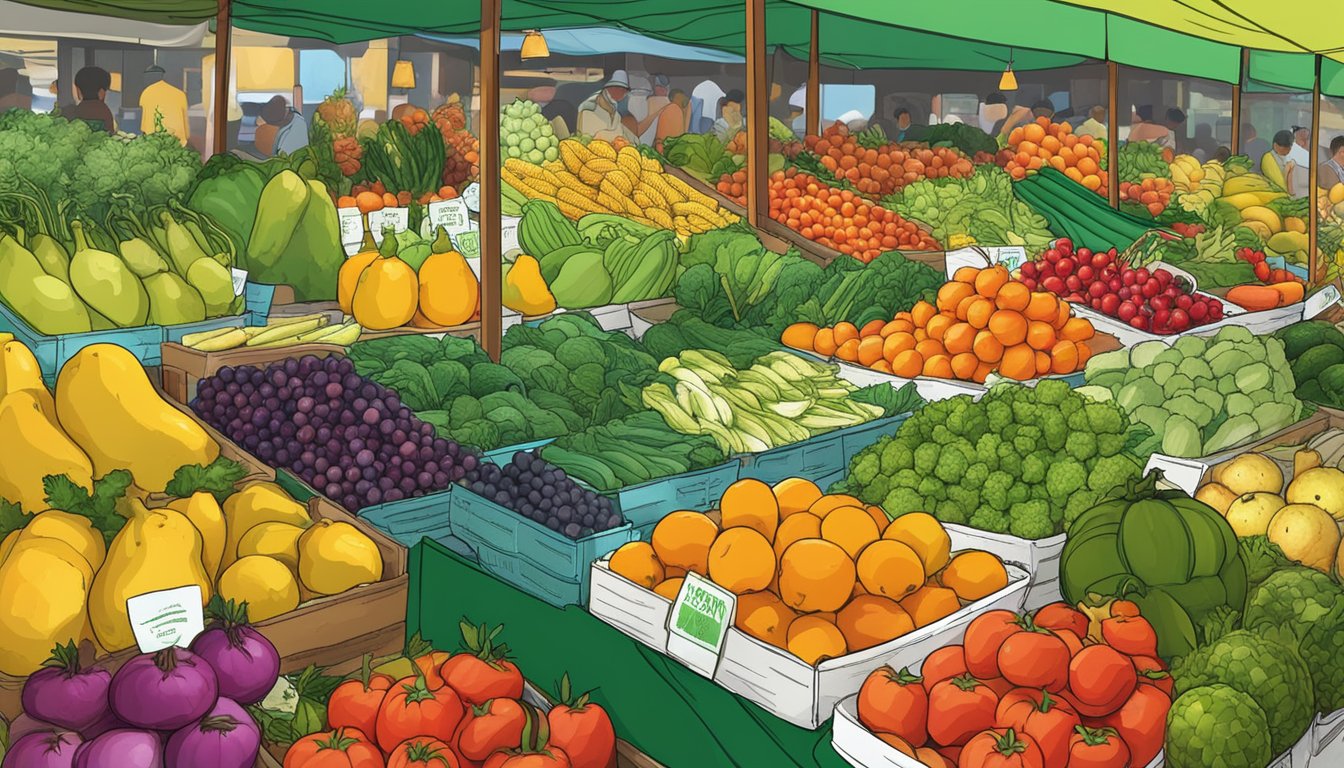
[745,0,769,228]
[479,0,503,360]
[1310,55,1323,285]
[806,10,819,137]
[1231,48,1246,153]
[212,0,231,154]
[1107,60,1119,209]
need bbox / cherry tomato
[858,666,928,747]
[1101,615,1158,657]
[995,689,1079,768]
[997,629,1070,692]
[1067,646,1137,717]
[1100,684,1170,766]
[928,675,999,747]
[1067,725,1131,768]
[388,737,460,768]
[1032,603,1088,640]
[457,698,526,762]
[284,727,384,768]
[375,674,467,754]
[1131,655,1173,696]
[921,646,969,694]
[964,611,1024,679]
[958,728,1045,768]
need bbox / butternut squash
[350,226,418,330]
[417,227,478,327]
[502,254,557,316]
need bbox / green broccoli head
[969,506,1011,534]
[882,487,928,518]
[982,471,1014,511]
[1021,453,1049,484]
[963,462,990,488]
[986,400,1013,432]
[1033,379,1070,405]
[1300,609,1344,713]
[1008,499,1054,539]
[880,439,916,473]
[935,499,968,525]
[1096,432,1126,457]
[1087,454,1142,495]
[913,443,941,474]
[1243,567,1344,636]
[1063,489,1101,528]
[917,476,947,502]
[975,433,1002,470]
[1065,432,1098,463]
[848,450,881,489]
[946,486,981,517]
[1045,458,1087,501]
[1084,402,1125,434]
[1039,410,1067,451]
[1238,536,1292,592]
[1165,685,1272,768]
[934,446,970,485]
[1011,399,1039,425]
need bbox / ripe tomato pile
[857,601,1170,768]
[803,122,976,198]
[1022,238,1224,334]
[1119,178,1173,217]
[1237,246,1303,284]
[1002,118,1108,195]
[284,625,616,768]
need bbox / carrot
[1226,284,1285,312]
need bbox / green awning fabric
[10,0,214,24]
[1325,60,1344,99]
[1106,15,1241,83]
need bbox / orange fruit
[778,539,856,612]
[1050,340,1080,374]
[900,585,962,628]
[974,266,1010,298]
[781,322,819,350]
[835,338,861,362]
[915,339,946,360]
[955,294,981,321]
[812,327,837,356]
[925,314,953,341]
[1041,135,1061,153]
[1082,174,1102,191]
[811,494,866,518]
[786,615,847,665]
[988,310,1028,346]
[937,282,976,312]
[883,512,952,575]
[913,329,928,342]
[950,353,978,380]
[720,478,780,541]
[858,318,887,338]
[916,746,955,768]
[609,541,665,589]
[1055,299,1072,328]
[942,323,976,355]
[652,511,720,575]
[654,577,685,600]
[838,595,915,651]
[1064,166,1084,183]
[833,321,860,345]
[940,550,1009,602]
[880,319,913,336]
[883,332,916,362]
[973,362,994,383]
[910,300,937,327]
[1024,292,1058,321]
[856,539,925,599]
[857,336,885,366]
[952,266,981,284]
[707,528,776,594]
[774,512,822,560]
[735,591,797,648]
[891,349,924,378]
[1035,350,1052,376]
[1025,320,1056,351]
[965,297,995,329]
[1060,317,1095,342]
[999,344,1037,380]
[995,282,1031,312]
[1076,340,1093,366]
[821,506,881,558]
[972,330,1004,363]
[923,354,953,378]
[1023,122,1046,144]
[871,360,893,374]
[773,477,822,518]
[865,505,890,533]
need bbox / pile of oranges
[341,181,460,214]
[802,123,977,199]
[1119,177,1173,217]
[607,478,1011,666]
[781,266,1096,383]
[1003,117,1108,194]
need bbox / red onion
[1,730,80,768]
[109,647,218,731]
[165,697,261,768]
[71,729,162,768]
[7,714,59,744]
[21,642,112,733]
[189,597,280,704]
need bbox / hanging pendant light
[521,30,550,60]
[999,49,1018,92]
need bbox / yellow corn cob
[586,158,619,173]
[634,181,667,208]
[550,169,587,193]
[616,146,644,178]
[665,174,712,205]
[647,208,675,229]
[604,170,635,197]
[507,158,550,179]
[599,178,634,210]
[557,201,590,219]
[632,189,656,209]
[640,156,664,173]
[686,213,719,232]
[672,201,724,222]
[588,140,618,161]
[623,197,647,219]
[644,173,685,205]
[520,177,559,197]
[557,187,604,213]
[596,190,627,213]
[578,166,607,187]
[559,140,592,174]
[628,215,659,229]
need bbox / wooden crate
[160,340,349,405]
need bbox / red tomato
[916,746,956,768]
[458,698,526,762]
[1109,600,1140,618]
[964,611,1024,679]
[997,629,1070,692]
[483,749,571,768]
[416,651,452,689]
[442,655,525,706]
[483,702,572,768]
[1067,646,1137,717]
[388,737,460,768]
[548,696,617,768]
[1052,628,1084,658]
[958,728,1045,768]
[1101,615,1158,657]
[1131,655,1173,696]
[921,646,969,694]
[1032,603,1088,640]
[994,689,1080,768]
[981,677,1016,699]
[328,672,394,739]
[1100,684,1170,766]
[928,675,999,747]
[375,674,467,754]
[284,727,385,768]
[1068,726,1130,768]
[858,666,928,747]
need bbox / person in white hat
[577,69,636,143]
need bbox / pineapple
[317,87,357,138]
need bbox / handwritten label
[1144,454,1209,496]
[1304,285,1343,320]
[427,198,473,236]
[501,216,522,255]
[230,268,248,297]
[338,207,364,254]
[666,572,736,678]
[996,246,1027,271]
[454,230,481,260]
[461,182,482,212]
[367,208,409,244]
[126,585,204,653]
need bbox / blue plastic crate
[617,460,740,538]
[483,438,556,467]
[275,468,461,551]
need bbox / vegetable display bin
[737,413,910,490]
[449,484,635,608]
[159,340,346,405]
[483,438,557,467]
[942,524,1067,610]
[615,460,741,538]
[588,557,1029,729]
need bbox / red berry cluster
[1236,247,1301,284]
[1021,238,1224,334]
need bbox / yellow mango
[218,555,299,622]
[0,537,91,675]
[297,519,383,595]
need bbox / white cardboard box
[944,524,1066,611]
[588,558,1030,729]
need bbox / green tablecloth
[408,540,850,768]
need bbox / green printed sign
[666,572,735,677]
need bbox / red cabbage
[189,597,280,704]
[165,697,261,768]
[21,642,112,733]
[109,648,217,731]
[71,729,162,768]
[1,730,80,768]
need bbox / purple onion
[189,597,280,704]
[80,710,124,739]
[71,729,162,768]
[165,697,260,768]
[1,730,80,768]
[109,648,217,731]
[7,714,59,744]
[21,642,112,733]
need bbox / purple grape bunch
[464,450,623,540]
[192,355,479,512]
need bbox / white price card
[461,182,481,212]
[367,208,409,244]
[995,246,1028,271]
[1304,285,1343,320]
[500,216,522,255]
[338,207,364,250]
[1144,454,1209,496]
[126,585,205,653]
[427,198,473,236]
[230,268,248,297]
[666,572,736,679]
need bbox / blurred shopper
[577,70,634,142]
[1319,136,1344,189]
[788,85,806,136]
[1289,125,1312,184]
[258,95,307,157]
[712,89,744,142]
[1191,123,1219,160]
[1242,122,1269,160]
[1164,108,1187,151]
[654,89,689,152]
[1128,105,1168,144]
[139,65,189,145]
[0,69,31,112]
[637,73,671,143]
[978,92,1007,133]
[1075,106,1107,140]
[67,66,116,133]
[1262,130,1300,195]
[1030,100,1055,120]
[542,98,574,139]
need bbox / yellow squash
[0,537,92,675]
[16,509,106,572]
[167,492,227,581]
[502,254,557,316]
[218,555,299,622]
[350,226,418,330]
[220,481,311,571]
[0,390,94,512]
[416,227,478,327]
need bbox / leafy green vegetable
[661,133,741,179]
[887,165,1052,250]
[921,123,997,157]
[0,497,24,539]
[1116,141,1172,183]
[164,457,249,504]
[850,382,923,417]
[42,470,134,545]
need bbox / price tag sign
[427,198,473,236]
[126,585,205,653]
[666,572,736,678]
[454,230,481,260]
[461,182,482,213]
[944,246,1027,277]
[230,268,248,297]
[368,208,409,244]
[1304,285,1343,320]
[501,216,523,255]
[944,247,993,278]
[996,246,1027,271]
[338,208,364,255]
[1144,454,1209,496]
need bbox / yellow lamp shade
[521,30,550,60]
[108,72,122,92]
[391,59,416,90]
[999,66,1018,92]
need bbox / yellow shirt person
[140,78,190,145]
